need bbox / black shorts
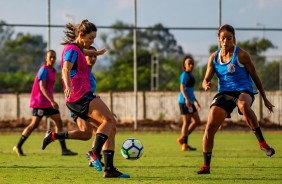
[210,91,255,118]
[32,107,60,118]
[179,103,197,115]
[66,91,96,121]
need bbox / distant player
[198,24,275,174]
[13,50,77,156]
[177,55,201,151]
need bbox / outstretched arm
[84,48,106,56]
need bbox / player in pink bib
[13,50,77,156]
[41,19,130,178]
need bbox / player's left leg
[238,93,275,157]
[185,112,201,151]
[49,113,77,156]
[177,114,193,151]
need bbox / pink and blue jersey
[61,43,91,102]
[30,65,56,108]
[213,46,257,94]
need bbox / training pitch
[0,131,281,184]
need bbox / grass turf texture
[0,131,281,184]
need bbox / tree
[96,21,184,92]
[1,33,46,72]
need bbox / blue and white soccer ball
[121,138,144,160]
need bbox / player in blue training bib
[198,24,275,174]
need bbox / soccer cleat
[86,150,102,172]
[41,130,55,150]
[177,137,183,145]
[181,144,197,151]
[13,146,26,156]
[197,165,210,174]
[62,149,78,156]
[260,142,275,157]
[187,145,197,151]
[89,154,104,167]
[103,167,130,178]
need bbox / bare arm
[180,84,191,107]
[238,49,274,112]
[39,80,58,110]
[202,53,216,91]
[62,61,73,98]
[84,48,106,56]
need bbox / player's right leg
[13,115,42,156]
[197,106,226,174]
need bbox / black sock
[203,152,212,166]
[103,150,114,169]
[59,139,67,150]
[182,136,188,144]
[92,133,108,155]
[17,135,28,148]
[252,127,265,142]
[54,132,69,140]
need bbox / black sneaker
[260,145,275,157]
[42,131,55,150]
[187,145,197,151]
[13,146,26,156]
[103,167,130,178]
[62,149,78,156]
[197,166,210,174]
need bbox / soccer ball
[121,138,144,160]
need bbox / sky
[1,0,282,66]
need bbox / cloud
[114,0,133,11]
[257,0,282,9]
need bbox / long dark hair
[61,19,97,45]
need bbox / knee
[103,118,117,129]
[238,101,250,114]
[28,122,39,130]
[81,130,92,140]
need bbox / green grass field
[0,131,281,184]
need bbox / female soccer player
[13,50,77,156]
[177,55,201,151]
[41,19,129,178]
[197,24,275,174]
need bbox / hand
[195,102,201,112]
[51,101,59,110]
[97,48,106,56]
[185,100,192,109]
[264,99,275,113]
[202,81,212,91]
[64,87,72,99]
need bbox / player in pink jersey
[41,19,130,178]
[13,50,77,156]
